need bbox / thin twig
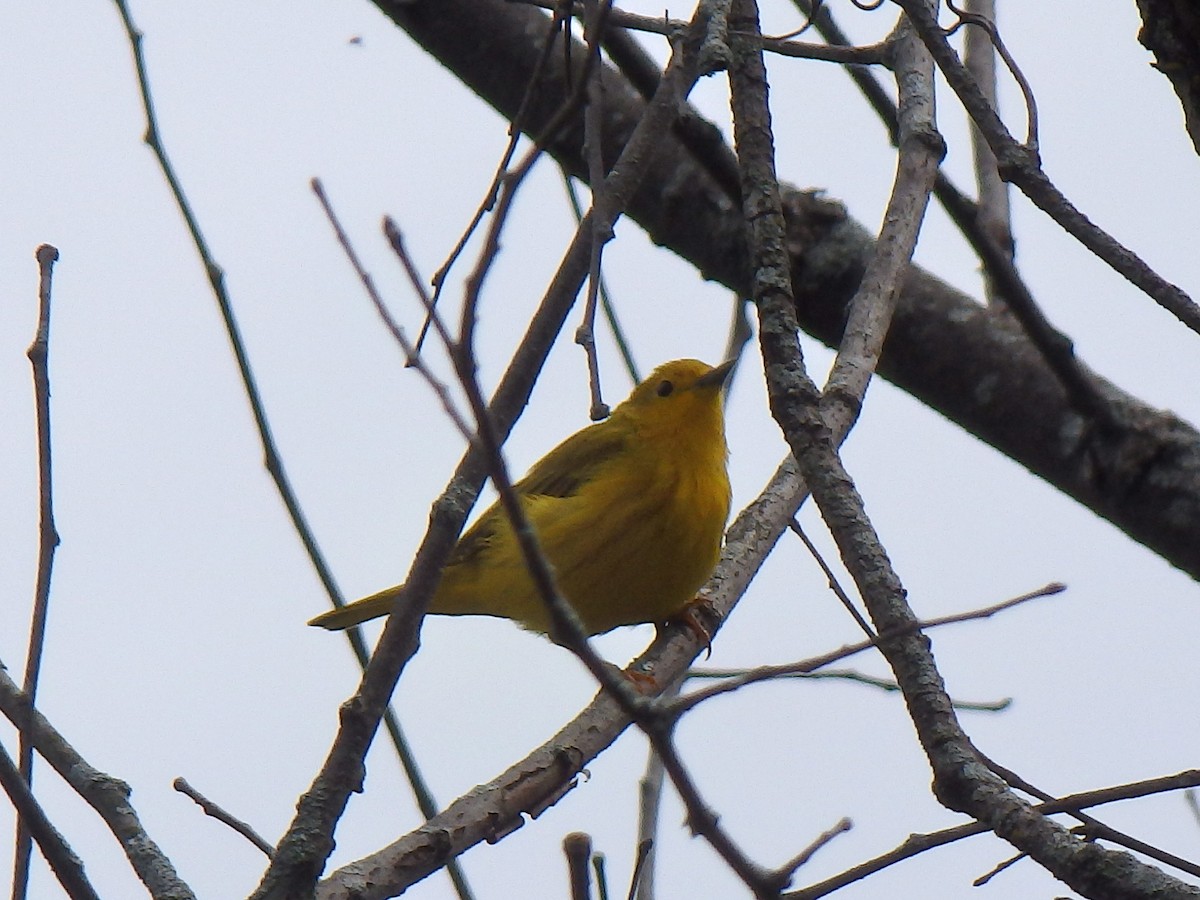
[311,182,475,445]
[518,0,890,65]
[173,778,274,858]
[562,171,641,384]
[962,0,1012,308]
[673,582,1059,714]
[721,296,754,385]
[13,243,62,900]
[787,769,1200,899]
[418,4,570,351]
[0,737,99,900]
[422,0,614,351]
[772,818,852,885]
[787,517,873,639]
[945,0,1038,151]
[686,667,1012,713]
[0,668,195,900]
[577,0,618,420]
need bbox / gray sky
[3,1,1199,898]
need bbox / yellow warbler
[308,358,733,637]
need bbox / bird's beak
[696,359,736,390]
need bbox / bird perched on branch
[308,358,733,638]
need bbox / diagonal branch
[313,455,810,899]
[0,737,99,900]
[894,0,1200,335]
[728,1,1200,896]
[0,669,195,900]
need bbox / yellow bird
[309,358,733,637]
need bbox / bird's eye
[656,380,675,397]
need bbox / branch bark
[373,0,1200,583]
[1137,0,1200,156]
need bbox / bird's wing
[517,419,627,499]
[447,420,627,567]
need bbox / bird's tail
[307,585,403,630]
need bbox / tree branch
[0,669,195,900]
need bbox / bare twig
[13,243,62,900]
[773,818,852,884]
[421,0,616,351]
[418,3,569,350]
[944,0,1038,150]
[687,667,1012,713]
[789,770,1200,899]
[577,0,618,420]
[311,182,475,446]
[787,517,873,639]
[0,737,99,900]
[562,171,641,384]
[961,0,1013,307]
[674,582,1059,713]
[518,0,890,65]
[173,777,274,858]
[0,668,194,900]
[564,832,593,900]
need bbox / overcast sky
[3,2,1199,898]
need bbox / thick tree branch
[374,0,1200,581]
[1136,0,1200,156]
[0,669,195,900]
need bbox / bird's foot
[667,596,717,659]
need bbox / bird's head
[614,358,734,442]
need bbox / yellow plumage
[308,358,733,637]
